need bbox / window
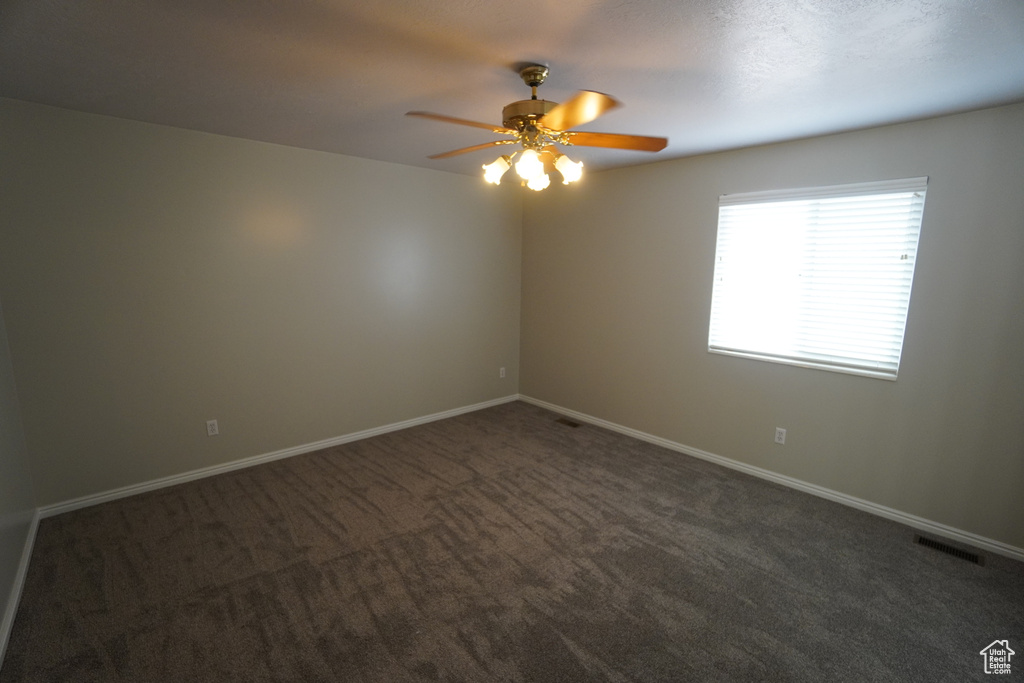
[708,177,927,380]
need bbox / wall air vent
[914,534,985,565]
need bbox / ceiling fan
[406,64,668,190]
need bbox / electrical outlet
[206,419,219,437]
[500,367,506,378]
[774,427,786,445]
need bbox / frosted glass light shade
[482,156,511,184]
[526,173,550,191]
[515,149,544,180]
[554,155,583,184]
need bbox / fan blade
[565,131,668,152]
[428,140,517,159]
[407,111,515,134]
[540,91,620,132]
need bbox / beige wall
[521,103,1024,549]
[2,96,1022,553]
[0,296,35,651]
[0,98,522,506]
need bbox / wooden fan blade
[428,140,516,159]
[540,91,620,132]
[406,111,515,134]
[565,131,668,152]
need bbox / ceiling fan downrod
[503,65,556,131]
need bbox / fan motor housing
[502,99,557,129]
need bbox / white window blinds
[708,177,928,380]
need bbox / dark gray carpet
[2,401,1022,682]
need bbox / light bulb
[515,148,543,180]
[526,173,550,191]
[482,156,511,185]
[554,155,583,184]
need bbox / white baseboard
[33,390,1024,562]
[40,395,519,519]
[518,394,1024,563]
[0,509,40,666]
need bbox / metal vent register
[914,534,985,565]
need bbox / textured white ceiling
[2,0,1023,176]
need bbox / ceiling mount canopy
[518,64,549,90]
[407,64,668,190]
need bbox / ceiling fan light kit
[407,64,668,191]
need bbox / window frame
[707,177,928,381]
